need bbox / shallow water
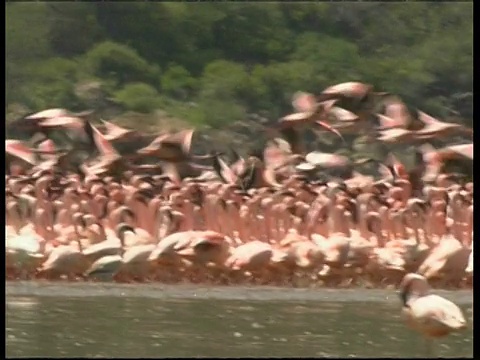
[6,282,473,358]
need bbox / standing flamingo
[398,273,467,355]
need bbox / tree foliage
[6,2,473,129]
[114,83,161,113]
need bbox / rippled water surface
[6,282,473,358]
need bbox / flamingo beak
[315,120,345,143]
[147,252,159,262]
[176,247,195,256]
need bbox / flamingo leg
[424,338,434,358]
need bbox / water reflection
[6,283,473,358]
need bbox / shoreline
[6,280,473,303]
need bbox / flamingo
[398,273,467,355]
[84,223,142,281]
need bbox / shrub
[113,82,161,113]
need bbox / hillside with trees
[6,2,473,138]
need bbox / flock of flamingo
[6,82,473,292]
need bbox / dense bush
[82,41,161,89]
[113,83,161,113]
[161,64,197,100]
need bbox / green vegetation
[6,2,473,130]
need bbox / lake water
[6,282,473,358]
